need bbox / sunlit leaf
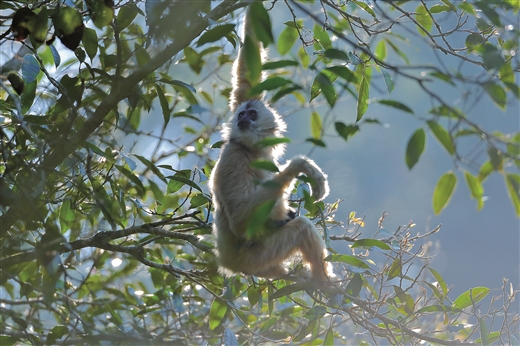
[209,298,228,330]
[356,72,369,122]
[505,174,520,216]
[427,121,455,155]
[352,239,391,251]
[311,111,322,139]
[415,4,433,35]
[250,159,279,172]
[432,171,457,214]
[324,254,370,269]
[250,2,273,46]
[278,26,298,55]
[197,24,235,46]
[452,286,490,310]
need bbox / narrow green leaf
[323,327,335,346]
[262,60,298,70]
[249,76,292,95]
[250,159,279,172]
[317,73,337,107]
[83,27,98,61]
[352,239,391,250]
[269,281,317,300]
[380,69,394,95]
[429,268,448,296]
[250,2,274,46]
[478,161,493,182]
[452,286,490,310]
[432,171,457,215]
[209,298,228,330]
[278,27,298,55]
[324,254,370,269]
[311,111,322,139]
[244,35,262,85]
[306,138,326,147]
[377,99,413,113]
[256,137,290,148]
[483,83,506,110]
[427,121,455,155]
[189,194,210,209]
[415,305,460,314]
[345,273,363,297]
[22,54,39,83]
[415,4,433,35]
[325,66,357,83]
[166,174,202,194]
[405,128,426,169]
[505,174,520,216]
[323,48,350,61]
[59,199,75,232]
[197,24,235,46]
[154,84,170,125]
[117,3,139,30]
[353,0,376,18]
[464,171,484,210]
[387,258,401,280]
[356,73,369,122]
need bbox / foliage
[0,0,518,344]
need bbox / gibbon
[208,4,330,282]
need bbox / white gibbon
[208,3,330,282]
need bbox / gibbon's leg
[239,217,328,282]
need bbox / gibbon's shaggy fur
[208,4,330,282]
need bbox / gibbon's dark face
[237,106,258,130]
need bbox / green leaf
[323,48,350,61]
[317,72,337,107]
[117,3,139,30]
[189,194,210,209]
[247,286,262,306]
[478,161,493,182]
[83,27,98,61]
[22,54,39,83]
[88,0,114,28]
[377,99,413,113]
[464,171,484,210]
[269,281,318,300]
[249,76,292,95]
[262,60,298,70]
[405,128,426,169]
[323,327,335,346]
[375,40,386,61]
[428,268,448,296]
[352,239,391,251]
[246,200,276,239]
[313,24,332,49]
[256,137,290,148]
[356,72,369,122]
[197,24,235,46]
[465,33,483,52]
[345,273,363,297]
[387,258,401,280]
[452,286,490,310]
[250,2,273,46]
[47,325,68,344]
[324,254,370,269]
[278,26,298,55]
[432,171,457,215]
[505,174,520,216]
[304,306,326,321]
[209,298,228,330]
[415,305,461,314]
[59,199,75,232]
[166,174,201,194]
[250,159,279,172]
[325,66,357,83]
[335,122,359,142]
[427,121,455,155]
[306,138,326,147]
[244,35,262,85]
[311,111,322,139]
[429,4,451,14]
[483,83,506,110]
[380,69,394,95]
[353,0,376,18]
[154,84,170,125]
[415,4,433,35]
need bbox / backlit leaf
[427,121,455,155]
[356,72,369,122]
[209,298,227,330]
[197,24,235,46]
[432,171,457,214]
[452,286,490,310]
[311,111,322,139]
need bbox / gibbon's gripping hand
[285,156,329,201]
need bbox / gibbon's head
[222,99,287,153]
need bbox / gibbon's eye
[248,109,257,120]
[238,111,245,118]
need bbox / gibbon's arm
[219,155,329,237]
